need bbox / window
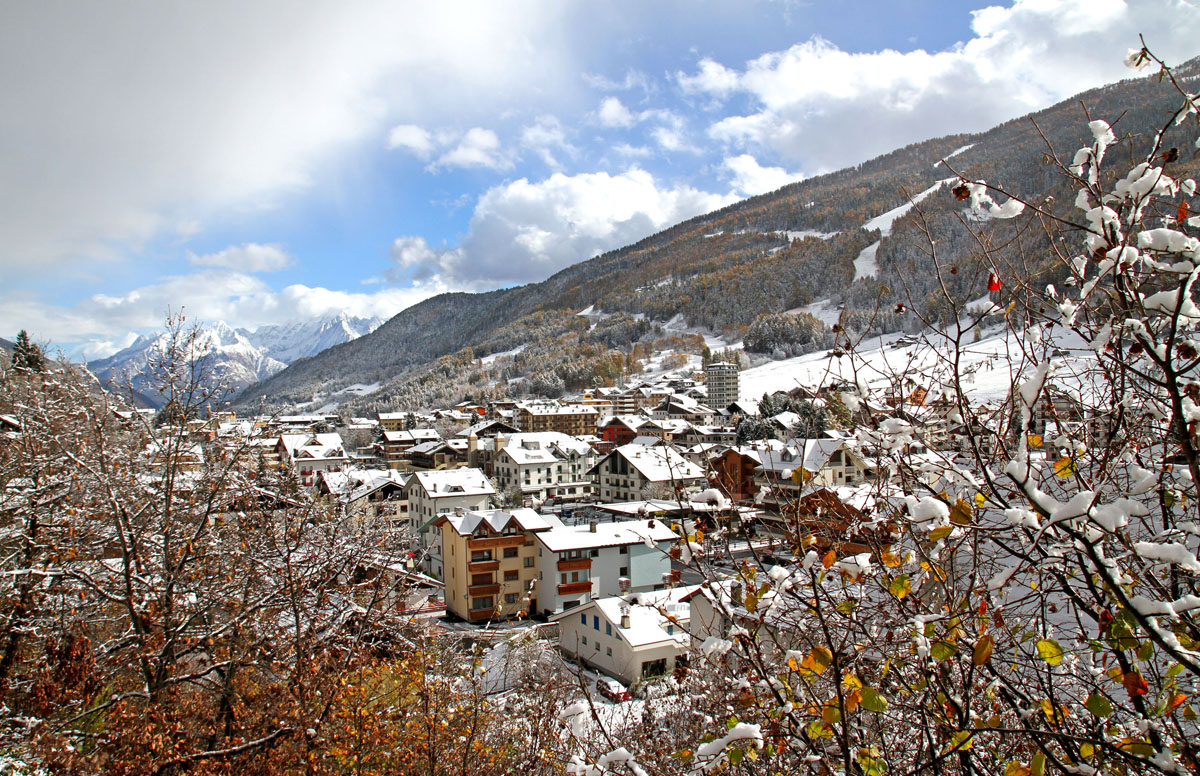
[605,622,612,636]
[580,613,587,624]
[503,547,518,558]
[524,557,535,568]
[504,569,518,581]
[606,647,612,656]
[471,550,493,562]
[619,546,628,555]
[472,596,493,611]
[504,593,519,604]
[619,566,628,577]
[593,615,600,631]
[471,573,493,586]
[582,636,588,645]
[590,548,599,558]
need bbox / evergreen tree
[11,330,44,372]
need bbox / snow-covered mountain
[247,313,380,364]
[87,314,382,407]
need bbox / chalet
[489,432,595,504]
[405,438,469,471]
[277,432,347,487]
[552,586,696,686]
[588,443,706,503]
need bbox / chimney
[662,571,674,589]
[467,433,478,454]
[455,506,464,516]
[494,433,506,451]
[621,613,631,628]
[588,520,597,533]
[618,576,630,594]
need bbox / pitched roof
[410,468,496,498]
[536,519,678,552]
[438,507,562,536]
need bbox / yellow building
[435,508,558,622]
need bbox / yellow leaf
[974,492,987,507]
[949,498,972,525]
[1028,434,1043,448]
[1054,456,1074,478]
[973,634,994,666]
[881,551,904,568]
[823,549,837,569]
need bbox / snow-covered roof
[440,507,562,536]
[601,443,705,483]
[537,519,678,552]
[758,438,844,475]
[410,468,496,498]
[279,432,346,461]
[554,586,698,648]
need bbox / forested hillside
[234,58,1200,413]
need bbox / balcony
[557,558,592,572]
[469,560,500,573]
[557,581,592,595]
[468,535,526,550]
[469,584,501,597]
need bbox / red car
[596,677,631,702]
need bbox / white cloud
[686,0,1200,172]
[433,127,512,170]
[583,69,651,93]
[0,2,565,270]
[391,169,738,288]
[724,154,804,197]
[387,124,436,157]
[676,57,740,98]
[2,270,447,360]
[520,115,576,169]
[187,243,294,272]
[597,96,636,128]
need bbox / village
[135,350,1086,698]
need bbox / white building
[404,468,496,578]
[277,432,347,487]
[705,361,740,409]
[552,586,697,686]
[490,432,596,503]
[532,518,678,616]
[588,443,706,502]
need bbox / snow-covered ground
[738,325,1092,404]
[853,241,880,280]
[786,299,842,327]
[862,179,953,236]
[661,314,737,349]
[934,143,976,168]
[480,344,527,365]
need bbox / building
[404,468,496,578]
[436,508,557,622]
[533,518,679,615]
[490,432,596,504]
[277,432,347,487]
[705,362,740,409]
[515,402,600,436]
[588,443,706,502]
[551,586,696,686]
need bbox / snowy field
[738,325,1095,404]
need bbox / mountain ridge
[234,58,1200,413]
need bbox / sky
[1,0,1198,360]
